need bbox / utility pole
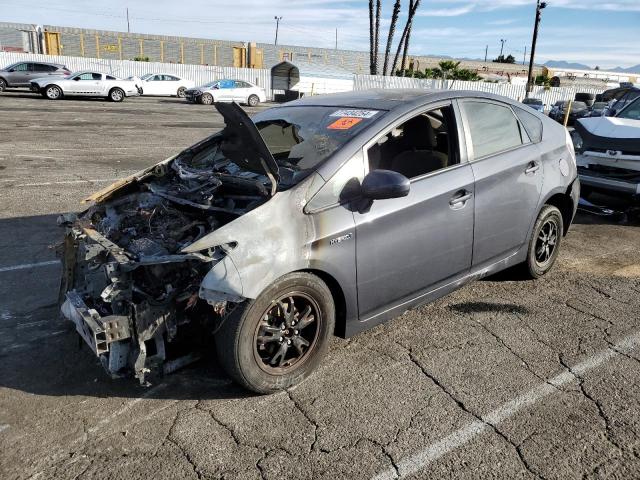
[499,38,506,58]
[126,8,130,33]
[523,46,527,65]
[526,0,547,97]
[274,16,282,46]
[484,45,488,62]
[335,28,338,50]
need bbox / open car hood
[215,102,280,193]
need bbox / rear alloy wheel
[200,93,213,105]
[215,272,335,393]
[521,205,564,279]
[247,94,260,107]
[45,85,62,100]
[176,87,187,98]
[109,87,125,102]
[0,78,7,92]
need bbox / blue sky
[1,0,639,69]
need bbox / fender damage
[57,103,282,384]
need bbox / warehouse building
[0,21,539,77]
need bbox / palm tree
[382,0,402,76]
[391,0,421,76]
[373,0,381,74]
[400,5,414,74]
[368,0,375,74]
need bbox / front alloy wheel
[45,85,62,100]
[215,272,335,393]
[109,88,125,102]
[254,293,320,373]
[200,93,213,105]
[0,78,7,92]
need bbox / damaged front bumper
[58,222,221,384]
[577,154,640,197]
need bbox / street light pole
[499,38,506,58]
[526,0,547,97]
[274,16,283,46]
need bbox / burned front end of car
[57,104,276,384]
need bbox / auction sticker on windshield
[329,109,379,118]
[328,117,363,130]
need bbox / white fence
[0,52,273,97]
[354,74,606,110]
[1,51,608,108]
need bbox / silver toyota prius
[58,89,580,393]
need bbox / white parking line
[0,260,59,273]
[372,331,640,480]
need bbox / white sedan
[136,73,195,97]
[184,79,267,106]
[30,71,140,102]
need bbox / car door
[143,75,162,95]
[72,73,102,95]
[232,80,249,102]
[353,102,475,322]
[458,99,543,268]
[164,75,180,95]
[8,62,31,86]
[217,79,235,102]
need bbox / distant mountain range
[544,60,640,74]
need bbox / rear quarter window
[514,106,543,143]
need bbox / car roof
[276,88,520,113]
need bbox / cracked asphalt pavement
[1,92,640,480]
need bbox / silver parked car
[0,61,70,91]
[184,79,267,106]
[58,90,579,393]
[30,71,140,101]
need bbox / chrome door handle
[525,162,540,174]
[449,190,472,206]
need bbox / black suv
[0,61,70,91]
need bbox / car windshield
[252,105,383,180]
[523,98,542,105]
[617,97,640,120]
[201,82,218,88]
[140,74,153,80]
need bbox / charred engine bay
[60,138,272,380]
[85,146,270,258]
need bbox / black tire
[215,272,335,394]
[176,86,187,98]
[109,87,125,102]
[0,78,6,92]
[44,84,63,100]
[520,205,564,279]
[200,93,213,105]
[247,94,260,107]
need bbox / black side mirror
[74,77,80,81]
[361,169,410,200]
[8,68,15,72]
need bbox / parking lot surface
[1,92,640,480]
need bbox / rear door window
[461,101,524,159]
